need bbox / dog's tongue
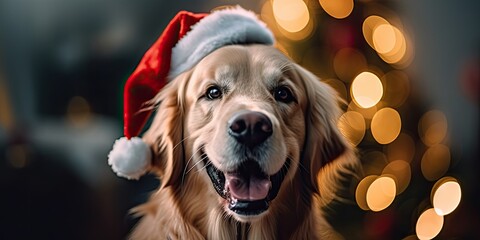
[225,173,271,201]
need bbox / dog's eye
[274,86,295,103]
[206,86,223,100]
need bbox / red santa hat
[108,6,275,180]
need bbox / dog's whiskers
[186,155,208,175]
[194,155,210,173]
[181,147,203,186]
[173,135,192,152]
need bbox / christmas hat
[108,6,275,180]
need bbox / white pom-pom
[108,137,152,180]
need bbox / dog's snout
[228,111,273,147]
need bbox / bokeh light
[421,144,450,181]
[319,0,354,19]
[432,177,462,216]
[333,48,368,82]
[355,175,378,211]
[419,110,448,146]
[371,108,402,144]
[366,175,396,212]
[351,71,383,108]
[272,0,310,33]
[416,208,444,240]
[373,23,397,54]
[338,111,366,146]
[386,133,416,163]
[382,160,411,195]
[377,25,408,66]
[263,0,315,41]
[363,15,390,50]
[362,14,411,67]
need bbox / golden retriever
[130,44,358,239]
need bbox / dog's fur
[130,45,358,239]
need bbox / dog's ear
[142,72,190,188]
[294,64,351,194]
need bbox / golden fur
[131,45,358,239]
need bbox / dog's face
[144,44,348,223]
[185,45,306,221]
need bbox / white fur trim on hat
[108,137,152,180]
[169,6,275,78]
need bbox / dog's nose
[228,111,273,148]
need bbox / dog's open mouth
[204,153,289,216]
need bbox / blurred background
[0,0,478,239]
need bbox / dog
[129,44,358,239]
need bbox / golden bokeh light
[362,15,412,68]
[386,133,416,163]
[338,111,366,146]
[351,71,383,108]
[333,48,368,82]
[421,144,450,181]
[371,108,402,144]
[355,175,378,211]
[363,15,390,50]
[432,177,461,216]
[261,0,314,41]
[373,23,397,54]
[382,70,410,107]
[272,0,310,33]
[378,25,407,64]
[366,175,396,212]
[416,208,444,240]
[419,110,448,146]
[382,160,411,195]
[319,0,354,19]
